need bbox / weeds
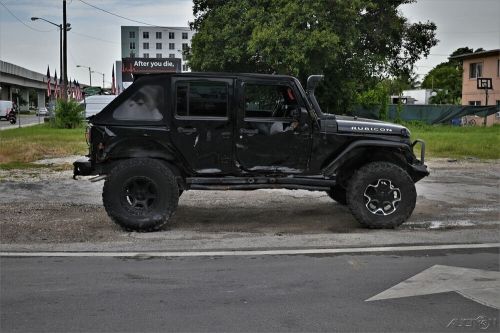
[0,124,87,164]
[408,123,500,159]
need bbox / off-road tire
[102,158,179,231]
[327,186,347,205]
[347,162,416,229]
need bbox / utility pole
[62,0,68,100]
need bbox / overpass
[0,60,58,110]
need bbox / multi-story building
[450,49,500,125]
[121,26,194,72]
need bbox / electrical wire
[77,0,190,30]
[0,0,57,32]
[70,30,119,44]
[438,31,499,34]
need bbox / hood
[335,115,410,137]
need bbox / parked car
[36,107,49,117]
[74,73,429,232]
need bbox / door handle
[240,128,259,136]
[177,127,197,134]
[221,131,232,139]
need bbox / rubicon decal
[351,126,393,132]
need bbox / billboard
[121,57,181,84]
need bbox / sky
[0,0,499,87]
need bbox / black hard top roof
[136,72,297,81]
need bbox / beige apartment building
[450,49,500,126]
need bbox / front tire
[102,158,179,231]
[347,162,416,229]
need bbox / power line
[439,30,499,34]
[70,30,119,45]
[77,0,190,30]
[0,0,56,32]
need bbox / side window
[176,81,228,118]
[113,85,163,121]
[244,84,297,118]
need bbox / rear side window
[176,81,228,118]
[113,85,163,121]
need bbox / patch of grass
[408,123,500,160]
[0,162,74,171]
[0,162,48,170]
[0,124,87,164]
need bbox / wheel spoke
[364,179,401,216]
[121,176,158,212]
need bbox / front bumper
[412,139,426,164]
[73,158,94,179]
[410,139,429,181]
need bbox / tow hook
[89,175,107,182]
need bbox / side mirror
[299,107,309,123]
[291,107,308,121]
[291,107,300,121]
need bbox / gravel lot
[0,158,498,251]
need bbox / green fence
[351,105,499,124]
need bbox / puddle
[403,220,488,230]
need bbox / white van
[0,100,13,120]
[80,95,116,118]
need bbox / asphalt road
[0,115,44,130]
[1,247,499,333]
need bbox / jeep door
[236,80,311,173]
[170,77,235,175]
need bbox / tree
[189,0,437,114]
[421,47,474,104]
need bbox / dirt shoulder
[0,158,498,251]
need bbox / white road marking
[366,265,500,309]
[0,243,498,257]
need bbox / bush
[54,99,84,128]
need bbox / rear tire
[102,158,179,231]
[346,162,416,229]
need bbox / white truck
[0,100,16,124]
[80,95,117,118]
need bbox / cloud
[0,0,194,84]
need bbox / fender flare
[322,140,412,176]
[104,137,177,161]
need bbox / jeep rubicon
[74,73,428,231]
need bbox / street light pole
[31,17,71,100]
[77,65,92,86]
[91,70,105,89]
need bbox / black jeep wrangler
[74,73,428,231]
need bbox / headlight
[401,127,411,137]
